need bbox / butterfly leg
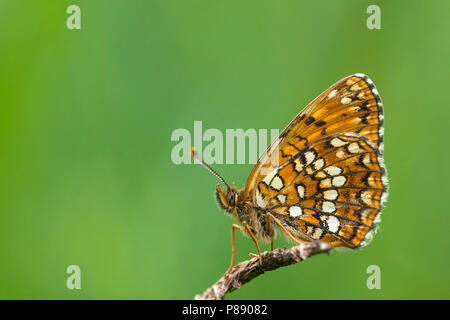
[233,207,242,225]
[264,214,275,251]
[266,213,303,245]
[226,223,243,274]
[242,221,263,266]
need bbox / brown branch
[194,241,333,300]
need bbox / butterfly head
[215,185,242,213]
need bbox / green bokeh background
[1,0,449,299]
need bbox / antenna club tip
[190,147,196,158]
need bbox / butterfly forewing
[245,74,387,248]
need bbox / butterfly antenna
[191,147,230,188]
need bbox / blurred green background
[1,0,449,299]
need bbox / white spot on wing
[361,190,373,205]
[379,126,385,138]
[332,176,347,187]
[315,171,326,178]
[294,158,303,172]
[289,206,303,218]
[277,194,287,204]
[351,105,361,112]
[322,201,336,213]
[312,228,323,239]
[363,154,371,166]
[328,89,337,98]
[320,178,332,188]
[304,151,316,165]
[347,142,361,153]
[297,184,305,198]
[324,189,338,200]
[331,138,347,147]
[341,97,352,104]
[327,216,340,233]
[324,166,342,176]
[256,188,267,208]
[271,175,284,190]
[313,158,325,170]
[262,169,277,185]
[336,150,345,158]
[381,190,388,204]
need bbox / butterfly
[192,73,388,273]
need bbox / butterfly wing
[245,74,387,248]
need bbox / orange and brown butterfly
[191,73,388,273]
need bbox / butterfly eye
[227,190,237,207]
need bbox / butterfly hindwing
[266,133,386,247]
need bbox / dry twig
[195,241,333,300]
